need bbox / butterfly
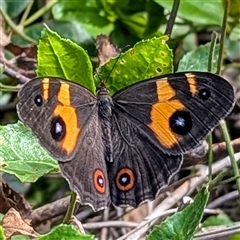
[17,72,235,211]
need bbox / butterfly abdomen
[98,88,114,163]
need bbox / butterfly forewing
[112,72,235,155]
[17,78,97,160]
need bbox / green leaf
[147,186,209,240]
[0,0,7,12]
[0,122,58,182]
[11,236,30,240]
[226,38,240,61]
[98,35,173,95]
[117,11,149,38]
[230,235,240,240]
[105,0,163,39]
[177,43,220,72]
[202,213,233,227]
[229,23,240,41]
[37,27,95,93]
[12,20,94,49]
[0,226,6,240]
[0,63,4,75]
[155,0,223,26]
[144,0,164,38]
[227,0,240,18]
[37,224,95,240]
[52,0,113,37]
[0,92,11,106]
[6,0,29,18]
[110,23,140,47]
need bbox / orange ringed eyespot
[115,168,135,192]
[93,169,106,194]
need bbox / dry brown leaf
[0,14,11,49]
[2,208,38,239]
[123,204,148,224]
[5,43,37,72]
[70,216,85,234]
[95,35,121,66]
[0,178,32,219]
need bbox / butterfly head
[96,82,109,96]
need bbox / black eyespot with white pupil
[170,110,192,135]
[119,173,131,187]
[50,116,66,141]
[199,88,211,100]
[34,95,43,107]
[116,168,135,191]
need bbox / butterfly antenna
[105,44,131,83]
[95,58,119,85]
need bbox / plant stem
[208,32,218,73]
[0,7,37,44]
[19,0,34,26]
[23,0,58,27]
[62,191,77,224]
[216,0,240,199]
[164,0,180,38]
[207,32,218,181]
[216,0,229,74]
[220,119,240,198]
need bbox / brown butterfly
[17,72,235,211]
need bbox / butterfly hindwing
[59,107,111,210]
[108,109,182,207]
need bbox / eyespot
[34,95,43,107]
[93,169,106,194]
[199,88,211,100]
[115,168,135,192]
[169,110,192,135]
[50,116,66,141]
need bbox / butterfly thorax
[97,84,113,162]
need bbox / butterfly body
[17,72,235,211]
[97,85,114,162]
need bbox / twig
[23,0,58,27]
[101,208,110,240]
[182,138,240,168]
[220,119,240,199]
[83,221,138,230]
[19,0,34,26]
[194,223,240,240]
[207,190,239,209]
[164,0,180,38]
[83,208,222,231]
[31,196,70,225]
[62,191,77,224]
[0,7,37,44]
[2,65,30,83]
[216,0,229,74]
[0,51,32,83]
